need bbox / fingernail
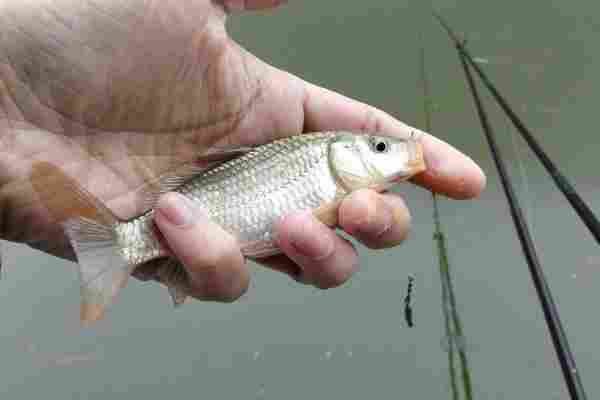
[156,193,196,227]
[288,214,334,261]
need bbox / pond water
[1,1,598,399]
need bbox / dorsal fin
[137,146,253,211]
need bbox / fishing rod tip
[430,11,465,46]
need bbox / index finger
[300,81,486,199]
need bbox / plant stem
[419,38,474,400]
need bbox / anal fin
[152,257,192,307]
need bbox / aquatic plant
[418,38,474,400]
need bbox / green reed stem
[419,40,474,400]
[436,225,473,400]
[438,220,460,400]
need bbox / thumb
[154,192,249,303]
[221,0,287,12]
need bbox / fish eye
[373,140,389,153]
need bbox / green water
[2,1,599,399]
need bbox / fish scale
[116,133,340,266]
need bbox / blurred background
[1,1,598,399]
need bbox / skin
[0,0,485,302]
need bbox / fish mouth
[406,140,427,177]
[383,141,426,187]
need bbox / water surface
[2,1,599,399]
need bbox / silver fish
[31,132,426,324]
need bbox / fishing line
[439,16,587,398]
[434,12,600,247]
[508,124,536,234]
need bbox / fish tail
[30,162,132,325]
[64,217,132,325]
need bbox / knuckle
[359,106,384,134]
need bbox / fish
[403,274,415,328]
[30,131,426,325]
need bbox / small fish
[404,274,415,328]
[31,132,426,324]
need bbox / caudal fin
[30,162,132,325]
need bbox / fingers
[301,81,487,199]
[154,192,249,302]
[274,211,359,289]
[339,189,411,250]
[220,0,287,12]
[153,191,405,293]
[409,134,486,199]
[264,190,410,285]
[258,254,303,282]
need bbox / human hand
[0,0,485,302]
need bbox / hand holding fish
[0,0,485,323]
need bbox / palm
[0,1,484,301]
[0,0,304,258]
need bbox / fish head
[329,132,426,191]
